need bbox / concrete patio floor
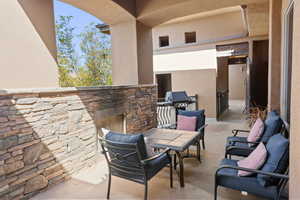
[32,100,263,200]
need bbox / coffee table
[144,128,201,187]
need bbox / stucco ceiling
[135,0,269,26]
[62,0,269,36]
[60,0,135,25]
[161,6,242,25]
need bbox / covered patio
[31,101,262,200]
[1,0,299,199]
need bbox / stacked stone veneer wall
[0,85,157,199]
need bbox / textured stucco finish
[289,0,299,199]
[111,20,153,85]
[247,2,270,37]
[152,11,246,51]
[18,0,57,60]
[0,0,58,89]
[229,64,246,100]
[268,0,282,112]
[136,0,268,27]
[170,69,217,118]
[61,0,135,25]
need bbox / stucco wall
[229,64,246,100]
[154,48,217,72]
[169,69,217,118]
[288,0,299,199]
[111,21,139,85]
[0,0,58,89]
[152,11,246,51]
[111,20,154,85]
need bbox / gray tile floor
[33,100,263,200]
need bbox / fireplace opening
[97,114,126,136]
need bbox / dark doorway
[250,40,269,108]
[216,42,249,120]
[156,74,172,99]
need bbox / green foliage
[55,16,112,87]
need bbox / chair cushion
[247,118,264,143]
[237,143,267,176]
[146,153,171,180]
[217,159,278,199]
[178,110,205,131]
[105,131,148,160]
[260,112,283,143]
[226,136,254,157]
[257,134,289,187]
[177,115,197,131]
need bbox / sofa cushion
[247,118,264,143]
[178,110,205,131]
[260,112,283,143]
[237,143,267,176]
[217,159,278,199]
[257,134,289,187]
[177,115,197,131]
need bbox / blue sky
[53,0,107,54]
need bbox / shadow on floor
[32,100,262,200]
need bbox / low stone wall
[0,85,157,199]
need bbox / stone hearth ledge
[0,84,157,96]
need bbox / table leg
[173,154,177,170]
[196,141,201,162]
[175,151,184,187]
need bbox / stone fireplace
[95,106,127,135]
[0,85,157,199]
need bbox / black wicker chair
[99,132,173,200]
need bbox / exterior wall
[111,20,154,85]
[229,64,246,100]
[152,11,246,51]
[268,0,282,112]
[152,11,261,119]
[154,48,217,72]
[288,0,299,199]
[0,0,58,89]
[18,0,57,60]
[169,69,217,118]
[136,21,154,84]
[111,21,139,85]
[247,2,269,37]
[0,85,157,199]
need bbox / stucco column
[290,1,300,199]
[111,20,153,85]
[0,0,58,88]
[268,0,282,112]
[18,0,57,60]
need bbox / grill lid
[165,91,190,103]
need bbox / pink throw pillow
[177,115,197,131]
[247,118,264,143]
[237,142,267,176]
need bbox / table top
[144,128,200,152]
